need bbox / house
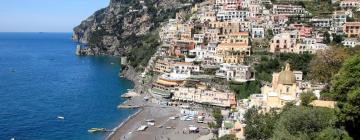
[342,38,360,47]
[340,0,359,9]
[154,57,175,73]
[216,10,249,21]
[343,22,360,37]
[310,18,332,28]
[251,26,265,38]
[215,63,255,82]
[295,38,329,54]
[332,10,352,32]
[172,86,237,107]
[215,43,251,64]
[272,4,307,16]
[270,31,298,53]
[288,24,312,38]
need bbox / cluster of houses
[138,0,358,139]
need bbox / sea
[0,33,135,140]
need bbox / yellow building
[261,63,300,109]
[222,32,249,45]
[215,43,251,64]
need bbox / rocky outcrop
[73,0,193,57]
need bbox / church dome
[278,63,296,85]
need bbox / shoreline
[106,108,143,139]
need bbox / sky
[0,0,109,32]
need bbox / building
[172,86,237,107]
[215,43,251,64]
[288,24,312,38]
[295,38,329,54]
[332,10,351,32]
[150,72,188,98]
[310,18,332,28]
[340,0,359,9]
[257,63,302,109]
[272,4,307,16]
[222,32,249,44]
[343,22,360,37]
[251,27,265,38]
[342,38,360,47]
[172,62,201,73]
[216,10,249,21]
[215,63,255,82]
[215,0,242,10]
[154,57,175,73]
[270,31,298,53]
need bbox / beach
[107,93,211,140]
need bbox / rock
[72,0,193,57]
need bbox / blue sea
[0,33,135,140]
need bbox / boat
[88,128,106,133]
[57,116,64,120]
[137,125,148,131]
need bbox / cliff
[73,0,193,65]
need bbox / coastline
[106,108,143,139]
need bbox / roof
[156,79,179,86]
[278,63,296,85]
[231,32,249,36]
[218,43,250,49]
[345,22,360,26]
[310,100,336,108]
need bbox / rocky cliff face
[73,0,192,56]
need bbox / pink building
[288,24,312,38]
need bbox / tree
[332,34,344,44]
[217,134,237,140]
[271,106,337,140]
[309,47,350,84]
[212,108,223,129]
[316,127,353,140]
[323,31,331,44]
[300,91,317,106]
[331,54,360,138]
[244,107,278,140]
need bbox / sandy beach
[107,95,211,140]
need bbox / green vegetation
[254,53,313,82]
[217,134,237,140]
[89,26,108,47]
[309,47,351,84]
[302,0,334,17]
[330,54,360,138]
[128,32,160,68]
[300,91,317,106]
[212,108,223,129]
[271,106,339,140]
[244,105,352,140]
[244,107,278,140]
[272,0,334,17]
[244,54,360,139]
[229,80,261,100]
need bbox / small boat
[11,138,15,140]
[88,128,106,133]
[57,116,64,120]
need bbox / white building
[172,62,201,72]
[272,4,307,16]
[342,38,359,47]
[251,27,265,38]
[310,18,332,28]
[172,86,236,107]
[215,63,255,82]
[216,10,249,21]
[296,38,329,54]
